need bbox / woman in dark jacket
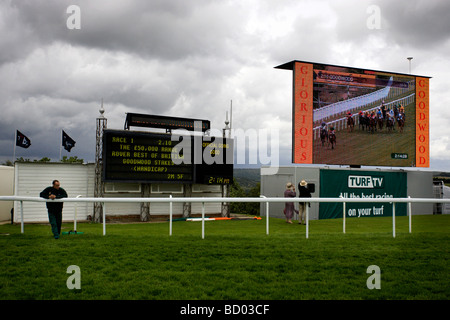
[298,180,312,224]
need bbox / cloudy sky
[1,0,449,171]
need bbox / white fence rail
[1,196,449,239]
[313,77,393,123]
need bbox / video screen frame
[275,60,430,167]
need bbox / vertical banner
[293,62,313,163]
[415,77,429,167]
[319,170,407,219]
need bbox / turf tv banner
[319,170,407,219]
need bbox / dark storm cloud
[5,0,245,62]
[0,0,449,168]
[379,0,450,48]
[0,0,254,163]
[329,0,450,52]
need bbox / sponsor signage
[319,169,407,219]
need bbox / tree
[230,178,247,214]
[229,179,260,215]
[60,156,83,163]
[1,160,13,166]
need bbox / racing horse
[328,131,336,149]
[368,116,377,133]
[386,116,395,132]
[320,127,328,146]
[397,113,405,133]
[358,113,367,131]
[377,114,384,131]
[347,116,355,132]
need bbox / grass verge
[0,215,448,300]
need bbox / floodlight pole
[407,57,413,74]
[221,101,232,218]
[94,100,107,223]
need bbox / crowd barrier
[0,196,449,239]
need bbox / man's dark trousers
[48,208,62,238]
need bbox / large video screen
[276,60,430,167]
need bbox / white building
[13,162,223,223]
[0,165,14,222]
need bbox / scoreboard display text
[103,130,233,184]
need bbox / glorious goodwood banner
[319,169,407,219]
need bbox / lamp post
[407,57,413,74]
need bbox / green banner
[319,170,407,219]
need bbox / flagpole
[60,130,62,161]
[13,130,17,164]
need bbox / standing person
[298,180,312,225]
[40,180,68,239]
[283,182,297,224]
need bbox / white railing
[314,80,392,122]
[313,78,415,124]
[1,196,449,239]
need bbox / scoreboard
[103,129,233,184]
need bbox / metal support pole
[74,203,77,232]
[169,195,173,236]
[102,202,106,236]
[343,201,346,234]
[306,203,309,239]
[392,202,396,238]
[260,195,269,235]
[408,196,412,233]
[201,202,205,239]
[74,195,82,232]
[20,200,24,234]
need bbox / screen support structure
[221,102,232,217]
[94,100,107,222]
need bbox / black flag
[62,130,76,152]
[16,130,31,148]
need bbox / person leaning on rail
[40,180,68,239]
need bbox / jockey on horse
[376,108,384,131]
[328,126,336,149]
[346,112,355,132]
[397,112,405,133]
[320,122,328,146]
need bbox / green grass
[0,215,449,300]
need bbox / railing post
[169,195,173,236]
[74,195,82,232]
[392,202,396,238]
[408,196,412,233]
[306,203,309,239]
[201,202,205,239]
[260,195,269,235]
[341,196,346,234]
[102,202,106,236]
[20,200,24,234]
